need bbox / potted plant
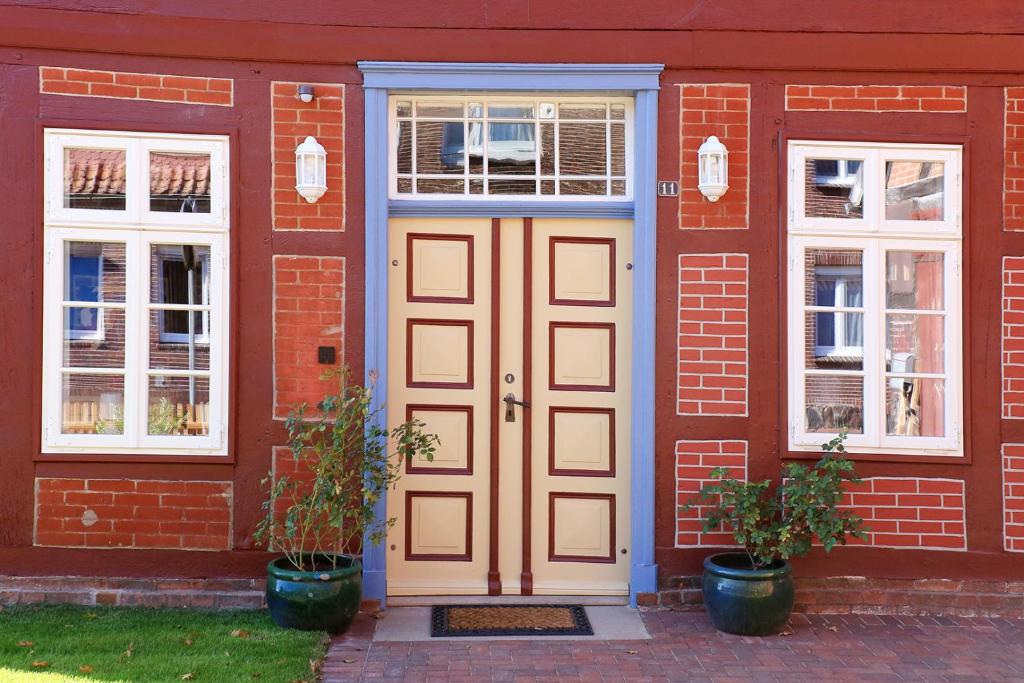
[254,369,437,634]
[683,434,866,636]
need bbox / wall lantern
[697,135,729,202]
[294,135,327,203]
[296,84,315,104]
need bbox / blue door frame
[358,62,662,607]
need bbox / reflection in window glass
[804,158,864,219]
[885,161,944,220]
[62,374,125,434]
[148,375,210,436]
[65,242,126,341]
[804,249,864,369]
[886,377,944,437]
[150,152,211,213]
[64,148,127,210]
[805,374,864,434]
[393,97,630,198]
[886,251,944,310]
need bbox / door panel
[530,219,632,595]
[387,216,631,596]
[387,218,492,595]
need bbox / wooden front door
[386,216,632,596]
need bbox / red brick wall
[1004,444,1024,552]
[674,440,747,547]
[273,256,345,418]
[1006,88,1024,231]
[785,85,966,112]
[39,67,232,105]
[34,478,232,551]
[678,254,748,416]
[271,82,345,231]
[842,478,967,550]
[679,84,749,229]
[1003,257,1024,418]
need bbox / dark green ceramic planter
[702,552,794,636]
[266,554,362,634]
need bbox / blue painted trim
[389,200,634,219]
[629,88,659,607]
[359,62,664,606]
[358,62,663,91]
[361,86,390,606]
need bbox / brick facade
[1006,88,1024,231]
[271,82,345,230]
[679,84,749,229]
[674,440,748,548]
[842,477,967,550]
[39,67,233,105]
[678,254,748,416]
[34,478,232,551]
[1004,444,1024,552]
[785,85,966,112]
[272,255,345,418]
[1003,257,1024,418]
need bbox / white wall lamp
[697,135,729,202]
[295,135,327,203]
[296,84,315,103]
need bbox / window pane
[885,160,944,220]
[150,152,211,213]
[804,374,864,434]
[150,245,210,305]
[559,180,606,195]
[417,178,464,194]
[396,178,413,194]
[149,311,210,371]
[886,377,945,437]
[610,104,626,120]
[804,158,864,219]
[62,374,124,434]
[415,101,463,118]
[488,104,533,118]
[488,179,536,195]
[469,179,483,195]
[64,308,125,369]
[540,123,555,175]
[805,313,863,370]
[611,180,626,196]
[396,121,412,174]
[804,249,863,308]
[610,124,626,176]
[886,314,944,374]
[147,375,210,436]
[64,148,126,210]
[558,103,606,119]
[559,124,607,176]
[886,251,944,310]
[488,123,536,175]
[395,101,412,117]
[415,122,465,174]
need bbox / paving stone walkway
[322,609,1024,682]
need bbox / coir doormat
[430,604,593,637]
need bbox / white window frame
[42,129,229,456]
[387,94,635,201]
[787,140,963,457]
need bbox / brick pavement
[321,609,1024,682]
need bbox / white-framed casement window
[388,95,634,200]
[787,140,963,456]
[42,129,229,456]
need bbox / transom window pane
[804,158,864,219]
[64,148,127,210]
[150,152,211,213]
[392,96,631,199]
[885,160,944,221]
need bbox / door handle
[503,393,530,422]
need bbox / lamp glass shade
[294,135,327,203]
[697,135,729,202]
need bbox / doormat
[430,604,593,637]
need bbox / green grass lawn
[0,605,328,683]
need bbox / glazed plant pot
[266,553,362,634]
[702,552,794,636]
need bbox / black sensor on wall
[318,346,336,364]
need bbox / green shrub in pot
[254,369,438,634]
[684,434,866,635]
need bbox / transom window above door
[389,96,633,200]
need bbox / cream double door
[386,217,631,596]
